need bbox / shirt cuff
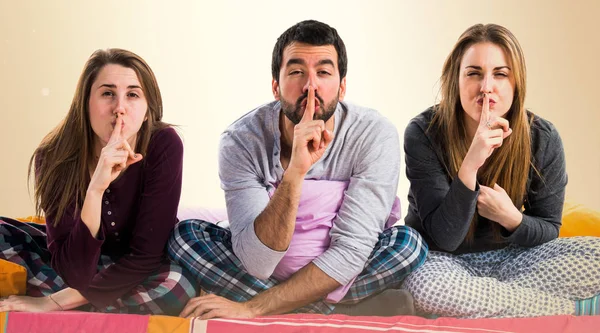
[454,176,480,194]
[74,218,104,250]
[312,245,364,286]
[233,223,287,279]
[502,213,529,242]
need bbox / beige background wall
[1,1,598,218]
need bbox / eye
[289,70,303,75]
[318,70,332,75]
[127,92,140,98]
[466,72,480,77]
[494,72,508,77]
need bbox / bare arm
[83,115,142,238]
[246,263,339,315]
[50,287,89,310]
[80,190,103,238]
[253,171,304,251]
[45,116,142,291]
[254,86,332,251]
[179,263,341,319]
[224,87,334,278]
[0,288,88,312]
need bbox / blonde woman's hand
[478,183,523,232]
[462,93,512,172]
[88,116,143,194]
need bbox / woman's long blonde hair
[28,48,168,226]
[431,24,531,242]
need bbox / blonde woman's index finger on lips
[480,93,492,129]
[485,115,510,133]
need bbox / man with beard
[168,20,428,319]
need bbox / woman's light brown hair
[28,48,168,226]
[431,23,531,242]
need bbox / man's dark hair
[271,20,347,82]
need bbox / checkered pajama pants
[167,219,428,314]
[0,216,197,315]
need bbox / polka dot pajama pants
[402,237,600,318]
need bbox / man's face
[273,42,346,124]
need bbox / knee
[402,263,444,300]
[170,219,213,243]
[386,226,429,266]
[166,264,198,298]
[153,264,199,316]
[167,219,213,260]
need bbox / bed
[1,202,599,332]
[2,312,600,333]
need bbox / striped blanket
[1,312,598,333]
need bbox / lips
[110,121,125,129]
[477,98,497,106]
[301,98,321,109]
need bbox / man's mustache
[296,92,325,108]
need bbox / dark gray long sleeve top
[404,107,567,254]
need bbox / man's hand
[286,86,334,177]
[252,86,335,252]
[179,294,258,320]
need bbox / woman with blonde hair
[402,23,600,317]
[0,48,196,314]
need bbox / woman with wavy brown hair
[402,23,600,317]
[0,48,196,315]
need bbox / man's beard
[280,90,338,125]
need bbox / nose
[480,74,493,94]
[302,71,319,95]
[113,96,126,117]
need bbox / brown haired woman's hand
[0,295,61,312]
[478,183,523,232]
[88,115,143,194]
